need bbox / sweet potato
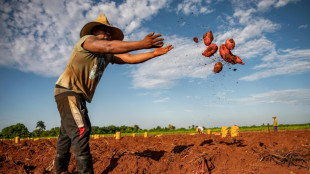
[203,30,213,46]
[235,56,245,65]
[220,44,237,64]
[202,44,218,57]
[214,62,223,74]
[225,38,235,50]
[219,44,230,60]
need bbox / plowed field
[1,130,310,174]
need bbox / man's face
[92,25,112,40]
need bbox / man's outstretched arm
[113,45,174,64]
[83,32,164,54]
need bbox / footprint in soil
[134,149,166,161]
[200,139,216,146]
[171,144,194,154]
[219,139,247,147]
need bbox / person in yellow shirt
[273,116,278,131]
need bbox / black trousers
[55,92,93,173]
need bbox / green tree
[168,124,175,130]
[36,121,46,131]
[49,127,60,136]
[133,125,140,132]
[1,123,29,138]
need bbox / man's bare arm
[83,32,164,54]
[113,45,174,64]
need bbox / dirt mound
[1,130,309,173]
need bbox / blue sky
[0,0,309,131]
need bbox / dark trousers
[55,92,93,174]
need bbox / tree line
[0,121,199,139]
[2,121,308,139]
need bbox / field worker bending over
[197,126,204,134]
[54,14,173,174]
[273,116,278,131]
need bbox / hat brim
[80,22,124,40]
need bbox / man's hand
[154,45,174,56]
[142,32,164,48]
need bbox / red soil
[1,130,310,174]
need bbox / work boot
[55,153,71,174]
[75,155,94,174]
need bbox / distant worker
[197,126,204,134]
[273,116,278,131]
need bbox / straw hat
[272,116,276,118]
[80,14,124,40]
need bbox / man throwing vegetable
[54,14,173,174]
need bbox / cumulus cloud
[256,0,300,11]
[257,0,277,11]
[298,24,308,29]
[176,0,214,15]
[131,35,214,89]
[153,97,169,103]
[0,0,172,76]
[240,49,310,81]
[1,0,309,90]
[232,89,310,105]
[275,0,300,8]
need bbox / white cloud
[153,97,169,103]
[234,37,275,59]
[232,89,310,105]
[240,49,310,81]
[275,0,300,8]
[0,0,172,76]
[298,24,308,29]
[257,0,277,11]
[131,35,215,89]
[177,0,214,15]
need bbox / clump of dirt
[193,37,198,43]
[1,130,309,173]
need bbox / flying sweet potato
[220,44,237,64]
[214,62,223,74]
[219,44,230,60]
[225,38,235,50]
[235,56,245,65]
[202,43,218,57]
[224,53,237,64]
[203,30,213,46]
[193,37,198,43]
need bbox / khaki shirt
[55,35,114,103]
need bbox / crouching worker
[54,14,173,174]
[197,126,204,134]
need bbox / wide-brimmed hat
[80,14,124,40]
